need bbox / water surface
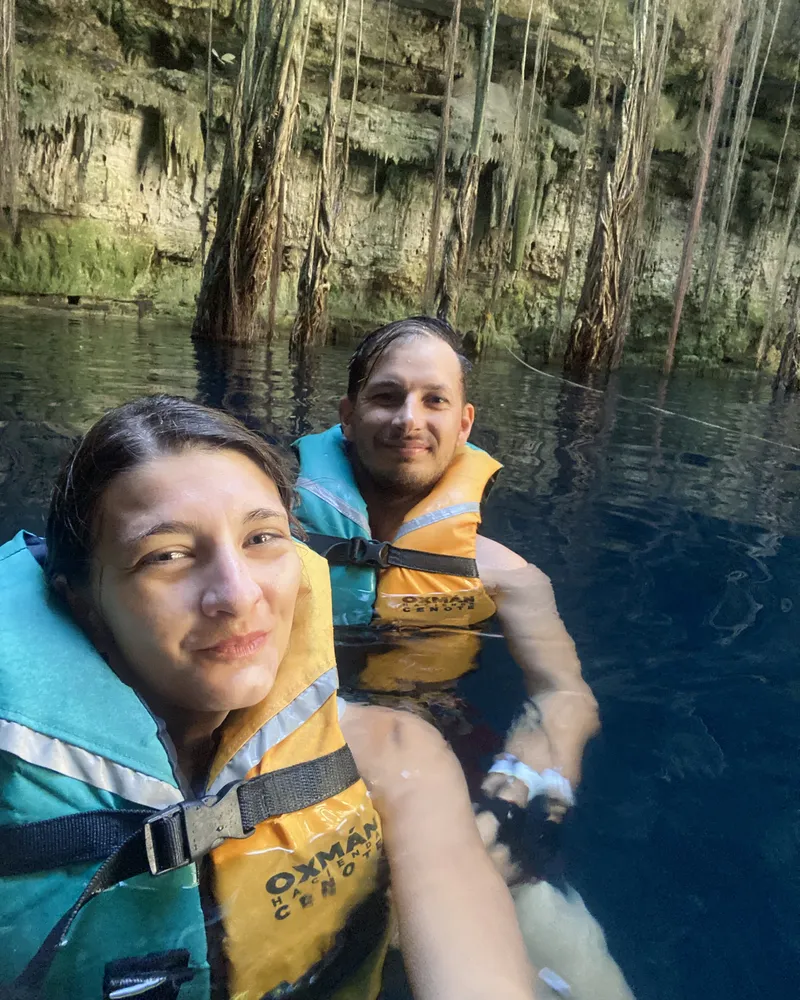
[1,307,799,1000]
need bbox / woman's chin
[190,659,280,713]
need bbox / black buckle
[347,537,391,568]
[143,781,252,876]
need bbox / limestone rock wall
[2,0,800,365]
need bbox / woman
[0,395,533,1000]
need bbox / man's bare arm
[476,534,600,799]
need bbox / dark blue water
[2,307,799,999]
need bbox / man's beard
[349,443,442,502]
[368,463,439,501]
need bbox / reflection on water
[1,307,799,1000]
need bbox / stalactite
[423,0,462,311]
[564,0,673,375]
[291,0,349,353]
[553,0,609,354]
[757,160,800,366]
[435,0,499,324]
[702,0,769,313]
[193,0,311,344]
[0,0,18,228]
[665,0,742,375]
[773,275,800,391]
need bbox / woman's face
[87,447,302,715]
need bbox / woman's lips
[200,631,269,660]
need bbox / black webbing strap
[0,809,150,877]
[4,745,360,998]
[305,533,479,578]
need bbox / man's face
[340,334,475,497]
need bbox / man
[294,316,599,835]
[295,318,635,999]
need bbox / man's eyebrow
[366,378,450,393]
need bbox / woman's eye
[142,549,188,566]
[247,531,282,547]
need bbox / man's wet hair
[346,316,472,401]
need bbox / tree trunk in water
[0,0,18,228]
[553,0,609,351]
[664,0,741,375]
[564,0,672,375]
[435,0,499,324]
[702,0,768,313]
[423,0,462,312]
[291,0,351,353]
[757,159,800,366]
[193,0,311,344]
[774,277,800,392]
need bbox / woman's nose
[200,547,262,617]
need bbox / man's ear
[458,402,475,446]
[339,395,355,441]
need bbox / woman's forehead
[97,450,286,542]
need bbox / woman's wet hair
[346,316,472,401]
[46,394,298,588]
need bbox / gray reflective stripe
[393,502,481,541]
[296,477,371,535]
[0,718,183,810]
[209,667,339,793]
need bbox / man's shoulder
[475,534,528,573]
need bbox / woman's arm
[341,702,535,1000]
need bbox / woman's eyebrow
[125,520,197,545]
[243,507,286,524]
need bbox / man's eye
[428,395,448,405]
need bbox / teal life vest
[294,426,377,626]
[0,532,385,1000]
[294,426,502,630]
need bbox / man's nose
[393,396,422,431]
[200,546,262,617]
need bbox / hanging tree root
[193,0,312,345]
[665,0,742,375]
[435,0,499,324]
[292,0,362,353]
[1,0,19,227]
[774,276,800,392]
[564,0,673,375]
[553,0,609,355]
[702,0,769,314]
[481,0,535,344]
[424,0,462,312]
